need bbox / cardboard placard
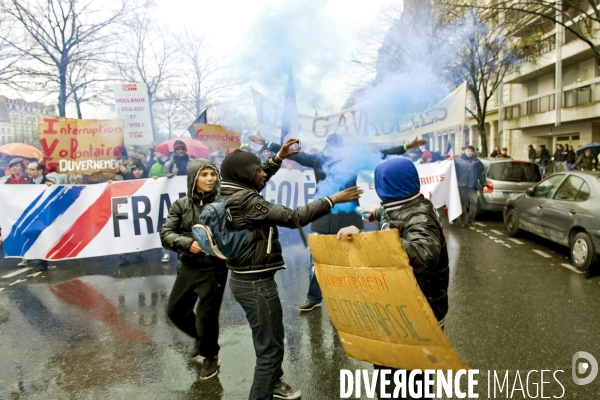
[38,116,124,174]
[309,230,467,371]
[193,124,241,153]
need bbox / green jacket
[575,154,597,171]
[148,161,164,178]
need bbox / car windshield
[487,162,541,182]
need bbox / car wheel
[571,232,597,272]
[505,209,520,236]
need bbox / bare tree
[445,0,600,58]
[176,29,236,125]
[66,55,112,118]
[154,90,186,140]
[444,8,518,156]
[0,0,129,117]
[114,6,181,138]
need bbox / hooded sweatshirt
[373,157,449,323]
[160,159,223,267]
[218,150,333,275]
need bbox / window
[554,176,585,201]
[487,162,541,182]
[532,174,565,198]
[576,181,591,201]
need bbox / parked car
[478,158,542,213]
[504,170,600,271]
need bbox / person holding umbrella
[4,158,30,184]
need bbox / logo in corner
[572,351,598,385]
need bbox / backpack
[192,200,252,260]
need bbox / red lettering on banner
[70,138,79,159]
[41,138,59,157]
[43,118,59,134]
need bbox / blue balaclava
[374,157,421,201]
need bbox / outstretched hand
[278,139,301,159]
[407,137,428,149]
[329,186,363,204]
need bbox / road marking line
[504,244,512,248]
[0,288,4,292]
[561,263,585,274]
[26,272,42,278]
[489,236,497,240]
[474,222,486,227]
[532,250,552,258]
[508,238,524,244]
[2,267,33,279]
[9,279,26,286]
[490,230,504,235]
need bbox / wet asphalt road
[1,214,600,399]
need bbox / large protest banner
[357,160,462,222]
[38,116,124,174]
[193,124,241,153]
[113,83,154,146]
[253,82,466,148]
[0,169,316,260]
[310,231,467,371]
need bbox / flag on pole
[446,141,454,158]
[280,68,298,145]
[186,109,208,137]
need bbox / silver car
[478,158,541,213]
[504,171,600,271]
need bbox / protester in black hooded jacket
[218,141,362,400]
[160,159,227,381]
[337,156,449,400]
[163,140,191,177]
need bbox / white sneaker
[161,254,170,262]
[18,259,28,267]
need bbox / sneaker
[468,221,476,227]
[273,378,301,399]
[131,254,143,264]
[18,259,28,267]
[298,301,321,312]
[199,357,219,380]
[161,253,170,263]
[189,340,200,359]
[36,264,49,272]
[117,256,129,266]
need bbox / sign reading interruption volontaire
[38,116,124,174]
[113,83,154,146]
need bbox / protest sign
[113,83,154,146]
[0,168,316,261]
[193,124,241,153]
[38,116,124,174]
[253,82,466,148]
[309,230,467,371]
[357,160,462,222]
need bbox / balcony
[503,91,556,129]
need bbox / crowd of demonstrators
[262,134,426,313]
[576,148,598,171]
[419,149,446,163]
[159,159,226,380]
[489,145,501,157]
[217,141,362,400]
[337,156,449,400]
[454,145,485,228]
[148,148,169,178]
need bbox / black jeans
[458,187,478,224]
[229,276,284,400]
[166,262,227,358]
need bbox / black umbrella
[576,142,600,156]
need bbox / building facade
[467,6,600,160]
[0,95,55,147]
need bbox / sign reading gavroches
[309,230,468,371]
[194,124,241,153]
[38,116,125,174]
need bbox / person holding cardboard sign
[337,157,449,400]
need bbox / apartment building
[0,95,55,147]
[467,6,600,160]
